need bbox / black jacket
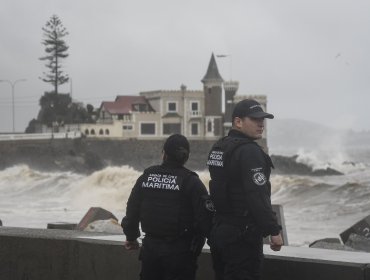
[121,161,212,241]
[208,129,281,237]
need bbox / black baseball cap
[232,99,274,120]
[163,134,190,158]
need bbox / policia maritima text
[121,134,213,280]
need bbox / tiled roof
[101,95,154,114]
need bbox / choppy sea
[1,138,369,247]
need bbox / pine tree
[39,14,69,94]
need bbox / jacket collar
[161,160,183,169]
[228,129,254,141]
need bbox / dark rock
[345,233,370,252]
[309,237,355,251]
[312,167,343,176]
[77,207,119,230]
[340,214,370,244]
[271,154,343,176]
[309,237,341,246]
[271,155,312,175]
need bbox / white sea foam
[293,148,367,174]
[1,161,370,246]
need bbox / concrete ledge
[1,227,370,280]
[263,246,370,280]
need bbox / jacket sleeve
[186,175,214,238]
[237,145,281,237]
[121,175,143,241]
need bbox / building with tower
[202,53,224,138]
[80,53,269,146]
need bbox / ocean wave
[2,164,370,246]
[68,165,141,210]
[0,165,81,197]
[3,165,369,208]
[294,148,368,174]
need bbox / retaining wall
[0,138,214,172]
[1,227,370,280]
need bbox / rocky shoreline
[0,138,343,176]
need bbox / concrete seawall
[1,227,370,280]
[0,138,340,176]
[0,138,214,173]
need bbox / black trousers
[209,223,263,280]
[139,236,198,280]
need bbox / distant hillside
[267,118,370,167]
[267,118,348,155]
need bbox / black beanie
[163,134,190,164]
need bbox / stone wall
[0,138,214,173]
[0,138,340,175]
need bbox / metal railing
[0,131,82,141]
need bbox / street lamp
[0,79,26,133]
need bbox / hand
[270,234,283,251]
[124,239,140,250]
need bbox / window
[99,129,104,135]
[191,102,198,111]
[105,129,110,135]
[214,118,221,135]
[163,123,181,135]
[85,129,89,135]
[190,101,200,116]
[138,104,147,112]
[133,104,148,112]
[123,115,131,121]
[119,114,131,121]
[207,120,212,132]
[123,125,133,130]
[191,123,199,135]
[168,102,177,112]
[91,129,95,135]
[141,123,155,135]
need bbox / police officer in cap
[207,99,283,280]
[121,134,213,280]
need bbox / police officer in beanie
[207,99,283,280]
[121,134,214,280]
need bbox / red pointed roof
[100,95,154,114]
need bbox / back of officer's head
[163,134,190,166]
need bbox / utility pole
[181,84,187,136]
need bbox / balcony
[189,111,202,118]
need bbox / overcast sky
[1,0,369,133]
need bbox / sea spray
[1,162,370,246]
[68,165,141,211]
